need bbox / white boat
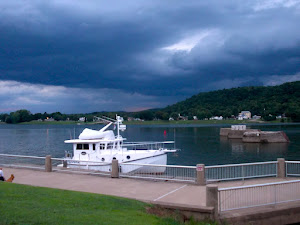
[61,115,177,173]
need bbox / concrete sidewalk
[3,167,297,207]
[3,167,207,207]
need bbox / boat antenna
[99,122,113,132]
[102,116,117,123]
[116,114,120,138]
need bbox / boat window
[77,144,89,150]
[107,143,113,149]
[93,144,96,151]
[100,144,105,150]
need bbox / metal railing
[218,180,300,211]
[51,158,112,176]
[0,153,46,170]
[0,153,111,176]
[119,162,196,182]
[206,161,277,181]
[286,161,300,177]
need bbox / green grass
[0,183,216,225]
[19,121,87,125]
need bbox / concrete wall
[243,131,289,143]
[242,131,261,142]
[220,128,231,136]
[151,202,214,222]
[221,203,300,225]
[220,128,261,139]
[260,131,289,143]
[221,128,289,143]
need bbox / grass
[0,183,217,225]
[19,120,86,125]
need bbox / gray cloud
[0,0,300,112]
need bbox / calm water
[0,123,299,166]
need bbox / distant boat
[60,115,176,173]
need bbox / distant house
[127,117,134,121]
[169,117,174,121]
[193,116,198,120]
[210,116,223,120]
[238,111,251,120]
[45,117,54,122]
[134,118,144,121]
[78,117,86,122]
[178,114,188,121]
[252,115,261,120]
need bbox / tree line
[0,81,299,123]
[161,81,300,122]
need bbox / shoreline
[0,119,297,126]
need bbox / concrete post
[277,158,286,178]
[111,159,119,178]
[196,164,206,185]
[206,185,219,219]
[63,160,68,168]
[45,155,52,172]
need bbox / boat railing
[123,141,175,150]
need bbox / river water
[0,123,299,166]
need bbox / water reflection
[0,124,299,166]
[220,137,289,155]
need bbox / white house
[238,111,251,120]
[78,117,86,122]
[210,116,223,120]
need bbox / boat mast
[116,115,120,138]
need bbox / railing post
[45,155,52,172]
[111,159,119,178]
[206,184,219,219]
[277,158,286,178]
[196,164,206,185]
[63,160,68,168]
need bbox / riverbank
[0,119,292,125]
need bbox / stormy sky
[0,0,300,113]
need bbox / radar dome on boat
[79,128,115,140]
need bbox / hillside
[162,81,300,121]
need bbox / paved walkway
[2,167,299,209]
[3,167,207,207]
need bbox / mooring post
[206,184,219,219]
[45,155,52,172]
[111,159,119,178]
[196,164,206,185]
[277,158,286,178]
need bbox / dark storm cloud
[0,0,300,112]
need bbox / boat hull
[61,153,167,174]
[120,153,167,174]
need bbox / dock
[3,166,300,224]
